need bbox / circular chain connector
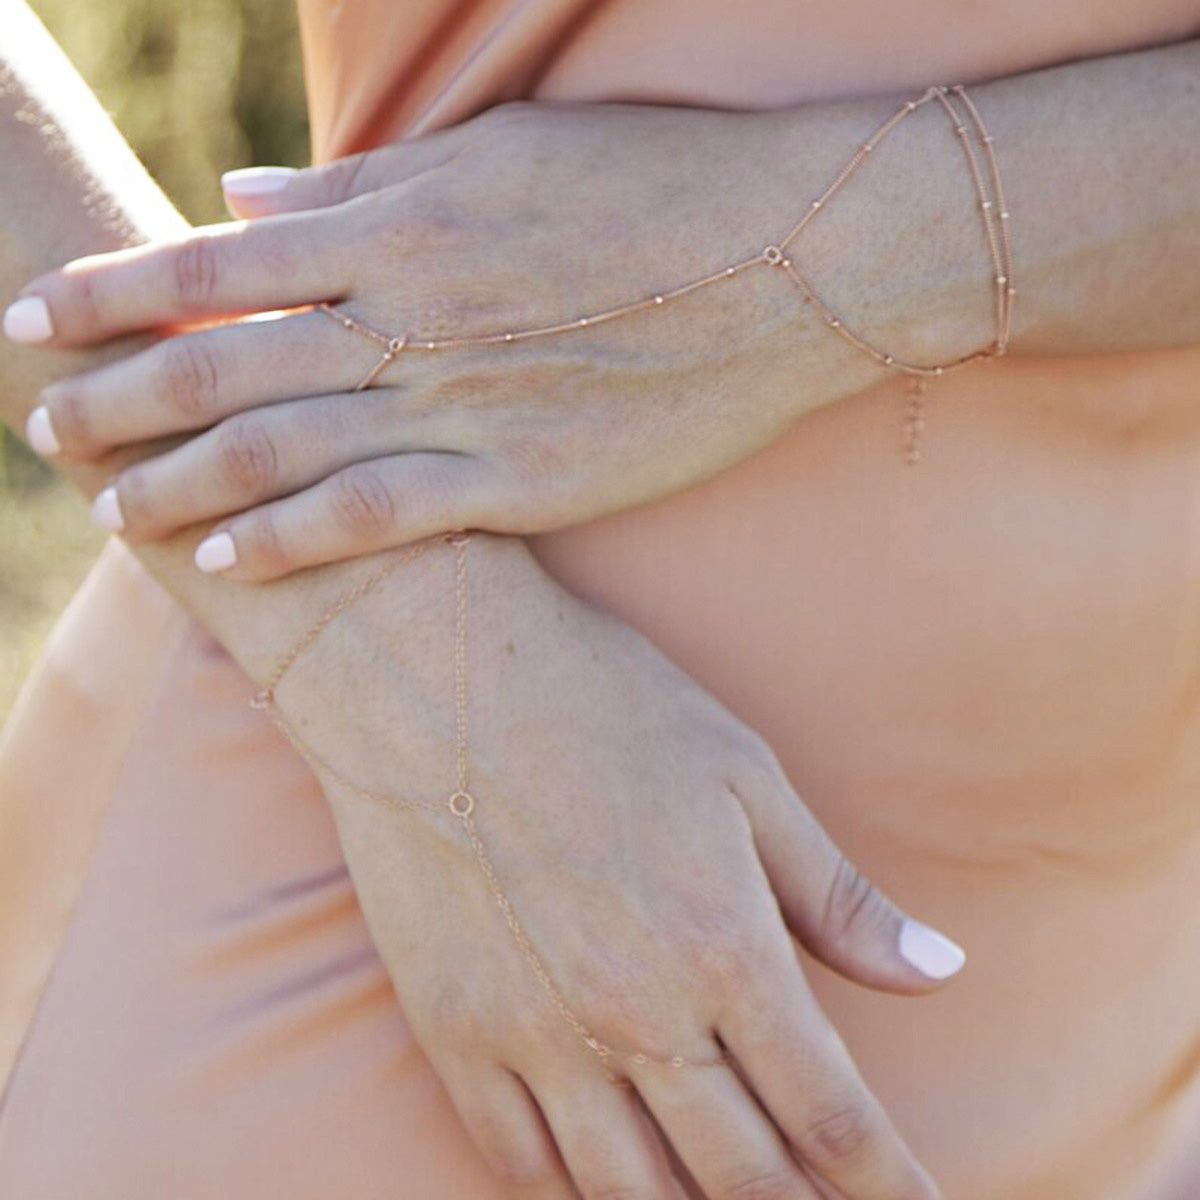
[448,790,476,817]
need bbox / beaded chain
[251,531,727,1083]
[320,83,1013,465]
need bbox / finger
[104,393,477,542]
[431,1057,582,1200]
[630,1053,821,1200]
[717,946,941,1200]
[28,308,420,462]
[729,776,966,994]
[192,452,514,581]
[222,128,465,219]
[527,1071,689,1200]
[11,210,356,346]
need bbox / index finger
[718,951,941,1200]
[7,209,356,347]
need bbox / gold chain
[252,531,728,1084]
[320,83,1013,465]
[253,84,1015,1082]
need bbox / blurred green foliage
[33,0,310,225]
[1,0,310,719]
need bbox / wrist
[765,88,1004,403]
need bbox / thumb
[733,776,966,995]
[220,130,464,220]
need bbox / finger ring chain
[320,83,1013,466]
[260,84,1012,1082]
[251,531,725,1084]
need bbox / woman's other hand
[288,533,960,1200]
[8,97,916,580]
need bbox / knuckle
[822,856,892,947]
[216,419,279,498]
[158,339,220,421]
[67,269,104,333]
[474,1133,556,1192]
[584,1184,659,1200]
[500,431,569,492]
[325,152,372,205]
[40,381,93,454]
[423,978,486,1045]
[114,466,152,532]
[688,919,753,992]
[794,1101,876,1170]
[330,464,397,537]
[722,1167,801,1200]
[238,508,288,576]
[395,182,468,249]
[171,235,221,310]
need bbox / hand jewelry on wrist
[254,81,1014,1084]
[320,83,1013,466]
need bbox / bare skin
[2,2,1200,1197]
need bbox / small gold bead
[981,200,993,209]
[725,267,736,276]
[426,342,435,349]
[504,333,514,342]
[578,317,589,326]
[905,101,917,111]
[829,318,841,328]
[862,142,873,152]
[654,295,664,304]
[1007,286,1016,296]
[982,134,995,144]
[996,275,1007,285]
[811,199,822,209]
[999,210,1011,219]
[883,354,895,365]
[934,366,944,375]
[955,125,968,136]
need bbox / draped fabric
[2,1,1199,1196]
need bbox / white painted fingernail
[91,486,124,532]
[898,918,966,980]
[25,406,61,456]
[4,296,54,343]
[195,532,237,573]
[220,167,298,197]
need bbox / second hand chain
[320,82,1014,465]
[254,532,728,1083]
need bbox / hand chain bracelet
[251,531,727,1083]
[255,82,1014,1083]
[319,83,1013,466]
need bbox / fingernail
[195,531,237,573]
[91,486,124,532]
[220,167,298,197]
[4,296,54,343]
[898,918,966,980]
[25,406,61,456]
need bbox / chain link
[318,85,1013,465]
[256,84,1013,1080]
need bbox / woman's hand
[9,97,910,581]
[289,533,959,1200]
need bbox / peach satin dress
[3,1,1200,1197]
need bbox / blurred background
[0,0,310,721]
